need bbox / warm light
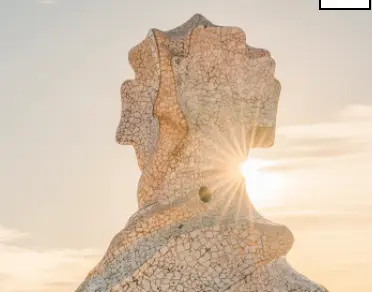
[240,158,267,177]
[240,158,285,207]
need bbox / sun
[240,158,267,177]
[240,158,285,207]
[240,158,269,197]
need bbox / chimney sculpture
[76,14,328,292]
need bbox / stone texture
[75,14,328,292]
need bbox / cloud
[338,104,372,121]
[0,225,102,292]
[250,104,372,172]
[263,207,372,231]
[0,226,28,243]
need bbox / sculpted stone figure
[76,14,328,292]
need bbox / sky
[0,0,371,291]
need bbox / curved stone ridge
[76,14,328,292]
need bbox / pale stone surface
[75,14,328,292]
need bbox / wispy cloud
[0,226,28,243]
[338,104,372,121]
[251,104,372,172]
[0,225,101,292]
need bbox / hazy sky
[0,0,371,291]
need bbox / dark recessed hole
[174,57,181,65]
[199,186,212,203]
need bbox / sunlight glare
[240,158,269,177]
[240,158,285,207]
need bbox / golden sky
[0,1,371,291]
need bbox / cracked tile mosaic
[75,14,328,292]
